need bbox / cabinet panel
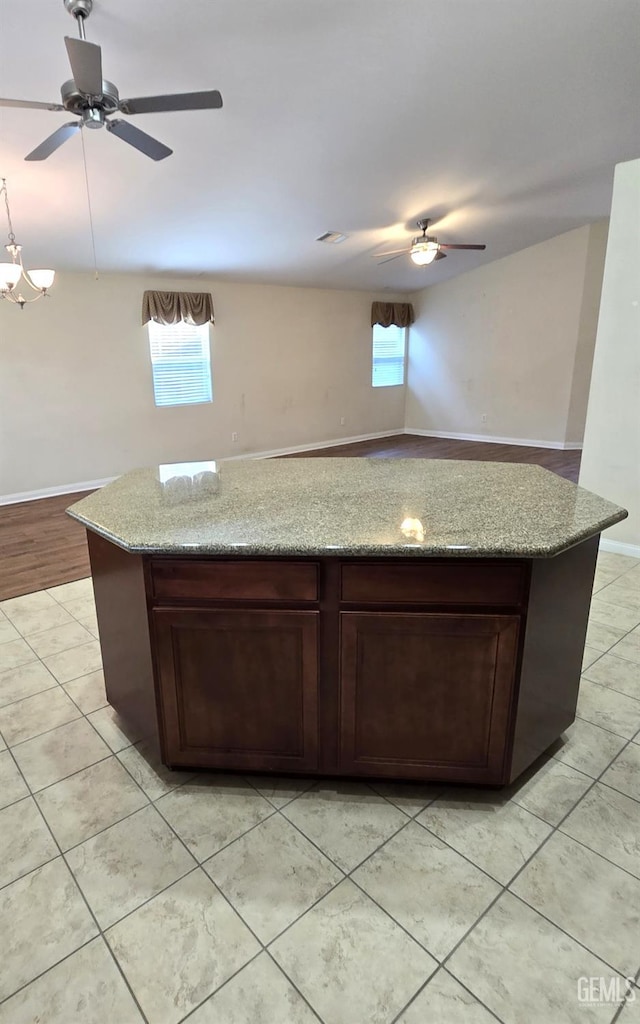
[341,562,526,606]
[154,608,319,771]
[151,559,318,602]
[340,612,519,783]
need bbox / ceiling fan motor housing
[60,79,120,116]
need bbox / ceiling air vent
[316,231,347,244]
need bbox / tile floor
[0,552,639,1024]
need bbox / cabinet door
[340,612,519,783]
[154,608,319,771]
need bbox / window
[147,320,212,407]
[371,323,406,387]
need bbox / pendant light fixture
[0,178,55,308]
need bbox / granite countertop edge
[66,507,627,559]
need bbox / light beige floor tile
[87,705,142,752]
[0,750,28,808]
[554,718,627,778]
[187,952,318,1024]
[0,857,98,1001]
[417,791,551,884]
[509,757,593,826]
[281,782,409,872]
[0,659,58,709]
[593,570,621,595]
[582,645,602,671]
[63,669,108,714]
[353,820,500,960]
[26,620,94,659]
[12,717,110,791]
[271,879,436,1024]
[245,774,315,808]
[397,969,497,1024]
[610,632,640,666]
[117,740,195,801]
[586,619,628,652]
[617,991,640,1022]
[204,813,342,943]
[46,578,94,606]
[0,637,38,671]
[1,597,76,636]
[0,613,20,645]
[589,599,640,633]
[66,804,195,928]
[511,831,640,977]
[601,741,640,802]
[597,583,640,612]
[63,596,97,622]
[0,936,143,1024]
[36,756,148,851]
[0,686,81,746]
[367,780,444,816]
[448,892,621,1024]
[596,552,638,574]
[43,640,102,684]
[561,783,640,879]
[576,678,640,738]
[583,653,640,699]
[156,776,273,862]
[106,869,260,1024]
[0,733,4,751]
[0,797,58,888]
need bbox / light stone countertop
[66,458,627,558]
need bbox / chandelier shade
[0,178,56,308]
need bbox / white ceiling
[1,0,639,292]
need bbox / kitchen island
[67,458,626,786]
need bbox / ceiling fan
[0,0,223,162]
[374,218,486,266]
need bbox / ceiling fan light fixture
[410,240,439,266]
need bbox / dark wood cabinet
[339,612,519,783]
[88,532,598,786]
[153,608,319,772]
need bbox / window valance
[370,301,415,329]
[142,290,215,327]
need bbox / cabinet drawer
[151,559,318,602]
[341,562,526,606]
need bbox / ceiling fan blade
[119,90,223,115]
[435,250,447,260]
[25,121,81,161]
[65,37,103,96]
[376,253,406,265]
[0,97,65,111]
[106,119,172,160]
[372,248,409,259]
[439,243,486,250]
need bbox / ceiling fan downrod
[64,0,93,39]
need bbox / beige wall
[579,158,640,552]
[405,223,608,445]
[0,274,405,498]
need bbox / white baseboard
[224,429,405,462]
[0,477,117,507]
[599,538,640,560]
[0,430,406,506]
[404,428,583,451]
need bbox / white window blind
[372,324,406,387]
[148,321,212,407]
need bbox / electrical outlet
[340,417,345,426]
[231,432,238,442]
[481,414,488,424]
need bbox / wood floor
[0,436,581,600]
